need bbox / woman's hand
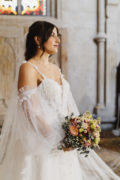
[62,146,74,152]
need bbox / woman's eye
[50,33,61,39]
[51,33,55,37]
[57,33,61,38]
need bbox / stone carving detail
[0,37,15,116]
[0,26,68,130]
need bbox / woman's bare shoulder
[19,62,37,78]
[18,62,37,90]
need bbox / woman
[0,21,120,180]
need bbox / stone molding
[107,0,120,6]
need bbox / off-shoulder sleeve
[17,86,64,156]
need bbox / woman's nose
[56,36,60,43]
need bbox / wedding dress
[0,60,120,180]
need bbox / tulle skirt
[1,147,120,180]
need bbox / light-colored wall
[60,0,120,129]
[61,0,97,113]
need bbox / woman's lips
[54,45,59,48]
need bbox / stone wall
[0,0,120,129]
[0,15,67,128]
[61,0,97,113]
[61,0,120,129]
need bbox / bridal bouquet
[58,112,101,157]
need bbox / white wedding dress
[0,60,120,180]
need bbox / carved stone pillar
[94,0,107,113]
[94,0,120,129]
[47,0,61,18]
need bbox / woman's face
[44,27,60,55]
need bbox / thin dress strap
[26,61,46,79]
[57,67,63,79]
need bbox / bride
[0,21,120,180]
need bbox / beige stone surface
[0,15,68,124]
[0,0,120,128]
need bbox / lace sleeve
[17,86,63,156]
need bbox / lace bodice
[18,61,75,118]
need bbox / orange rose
[69,125,78,136]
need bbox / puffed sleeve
[17,86,64,156]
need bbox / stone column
[47,0,61,18]
[94,0,107,114]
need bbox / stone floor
[95,130,120,177]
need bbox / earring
[38,45,40,49]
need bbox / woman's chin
[47,50,58,55]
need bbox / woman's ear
[34,36,41,46]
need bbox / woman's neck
[33,50,50,65]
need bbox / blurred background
[0,0,120,175]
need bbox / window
[21,0,46,15]
[0,0,18,15]
[0,0,46,15]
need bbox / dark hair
[25,21,59,60]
